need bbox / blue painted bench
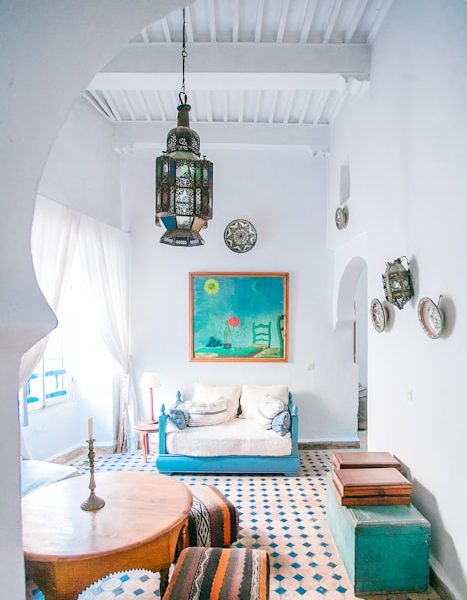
[156,393,299,475]
[326,476,431,594]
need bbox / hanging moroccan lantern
[155,9,213,247]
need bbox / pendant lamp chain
[179,8,188,105]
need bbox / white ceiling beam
[255,0,264,43]
[185,6,194,43]
[276,0,290,43]
[269,90,278,123]
[298,90,312,124]
[328,89,348,123]
[238,91,244,123]
[299,0,318,44]
[206,91,213,122]
[137,91,151,121]
[208,0,216,43]
[90,72,348,92]
[121,90,137,121]
[114,121,330,153]
[102,90,123,121]
[323,0,343,44]
[154,90,167,121]
[367,0,394,44]
[223,90,228,122]
[141,27,150,44]
[282,90,295,124]
[232,0,239,43]
[83,91,113,120]
[91,43,370,89]
[312,90,328,124]
[161,18,172,43]
[254,90,262,122]
[345,0,368,43]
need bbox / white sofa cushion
[183,397,229,427]
[255,394,286,429]
[240,384,289,419]
[193,383,241,419]
[166,418,291,457]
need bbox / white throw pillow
[240,385,289,419]
[193,383,241,419]
[255,395,285,429]
[182,396,229,427]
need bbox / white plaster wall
[328,1,467,596]
[122,146,358,442]
[39,98,121,227]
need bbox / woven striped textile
[185,484,239,549]
[165,547,270,600]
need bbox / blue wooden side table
[326,477,430,594]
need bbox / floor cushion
[182,484,239,551]
[166,418,291,456]
[165,547,270,600]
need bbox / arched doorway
[336,256,368,448]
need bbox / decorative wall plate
[370,298,388,333]
[224,219,257,253]
[335,206,348,230]
[418,296,444,339]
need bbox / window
[22,326,69,410]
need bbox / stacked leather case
[331,452,412,506]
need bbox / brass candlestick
[81,437,105,511]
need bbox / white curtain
[78,215,136,452]
[19,196,81,424]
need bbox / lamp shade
[139,372,162,389]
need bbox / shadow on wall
[412,478,466,599]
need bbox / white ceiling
[84,0,393,146]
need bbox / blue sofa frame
[156,392,299,476]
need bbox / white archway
[336,255,368,324]
[0,3,191,597]
[335,255,369,440]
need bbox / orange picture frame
[189,272,289,362]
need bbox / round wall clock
[370,298,388,333]
[224,219,257,253]
[418,296,444,339]
[335,206,348,230]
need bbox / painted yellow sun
[204,278,220,295]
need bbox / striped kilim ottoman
[165,547,270,600]
[184,484,239,549]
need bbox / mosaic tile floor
[27,450,440,600]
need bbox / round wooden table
[22,472,192,600]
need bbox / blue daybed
[156,392,299,476]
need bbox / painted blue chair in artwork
[252,321,271,348]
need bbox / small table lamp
[139,372,161,424]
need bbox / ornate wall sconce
[382,257,414,310]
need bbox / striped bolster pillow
[182,396,229,427]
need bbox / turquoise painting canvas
[190,273,288,362]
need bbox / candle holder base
[81,491,106,511]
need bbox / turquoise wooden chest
[326,477,430,594]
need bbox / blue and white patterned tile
[27,450,440,600]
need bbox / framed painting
[189,272,288,362]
